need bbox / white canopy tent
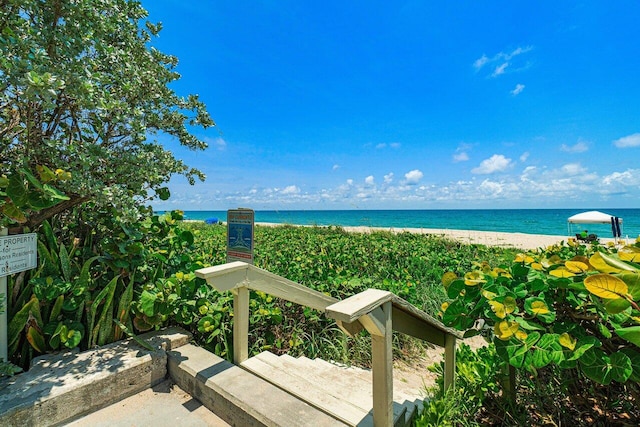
[567,210,623,237]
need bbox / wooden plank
[336,320,365,337]
[246,266,338,312]
[371,301,393,427]
[360,306,387,337]
[443,334,456,391]
[391,307,446,347]
[242,353,372,426]
[195,262,248,292]
[326,289,394,323]
[389,296,463,339]
[233,287,249,364]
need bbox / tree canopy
[0,0,214,227]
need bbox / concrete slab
[0,327,191,427]
[66,379,230,427]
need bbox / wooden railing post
[371,300,393,427]
[444,334,457,391]
[233,286,249,364]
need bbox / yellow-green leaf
[565,260,589,274]
[441,271,458,288]
[503,296,517,314]
[559,332,577,350]
[464,271,485,286]
[530,300,550,314]
[584,274,628,299]
[482,290,497,300]
[619,246,640,263]
[550,267,575,278]
[489,300,507,319]
[494,320,519,340]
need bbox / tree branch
[26,195,91,229]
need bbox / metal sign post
[226,208,255,264]
[0,230,38,362]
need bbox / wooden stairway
[241,351,424,427]
[168,343,426,427]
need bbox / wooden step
[242,352,424,426]
[168,344,348,426]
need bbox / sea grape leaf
[584,274,628,299]
[592,252,639,273]
[620,348,640,382]
[615,326,640,348]
[620,273,640,300]
[610,351,633,383]
[514,317,545,331]
[549,267,575,278]
[494,320,520,341]
[580,348,612,385]
[565,260,589,274]
[442,299,474,330]
[529,333,564,368]
[604,298,631,314]
[559,332,577,350]
[618,246,640,263]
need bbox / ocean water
[166,209,640,239]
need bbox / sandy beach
[256,222,618,250]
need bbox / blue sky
[146,1,640,211]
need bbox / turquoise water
[164,209,640,239]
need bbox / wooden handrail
[196,262,461,427]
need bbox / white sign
[0,233,38,277]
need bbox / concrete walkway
[67,379,230,427]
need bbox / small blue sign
[227,208,254,263]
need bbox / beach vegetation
[438,239,640,424]
[1,0,213,228]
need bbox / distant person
[580,230,588,239]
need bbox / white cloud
[376,143,387,149]
[560,163,586,176]
[365,175,375,185]
[471,154,513,174]
[332,164,340,171]
[492,63,509,77]
[281,185,300,195]
[511,84,525,96]
[473,54,489,70]
[473,46,533,77]
[384,173,394,183]
[453,143,471,162]
[560,141,589,153]
[204,136,227,150]
[404,169,423,184]
[520,152,530,162]
[453,151,469,162]
[390,142,401,149]
[614,133,640,148]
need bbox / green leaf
[8,297,41,353]
[580,348,612,385]
[27,326,46,353]
[604,298,631,314]
[6,173,29,207]
[1,202,27,223]
[610,351,632,383]
[139,290,157,317]
[441,299,474,330]
[113,319,155,351]
[156,187,171,200]
[529,333,564,368]
[620,348,640,382]
[615,326,640,348]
